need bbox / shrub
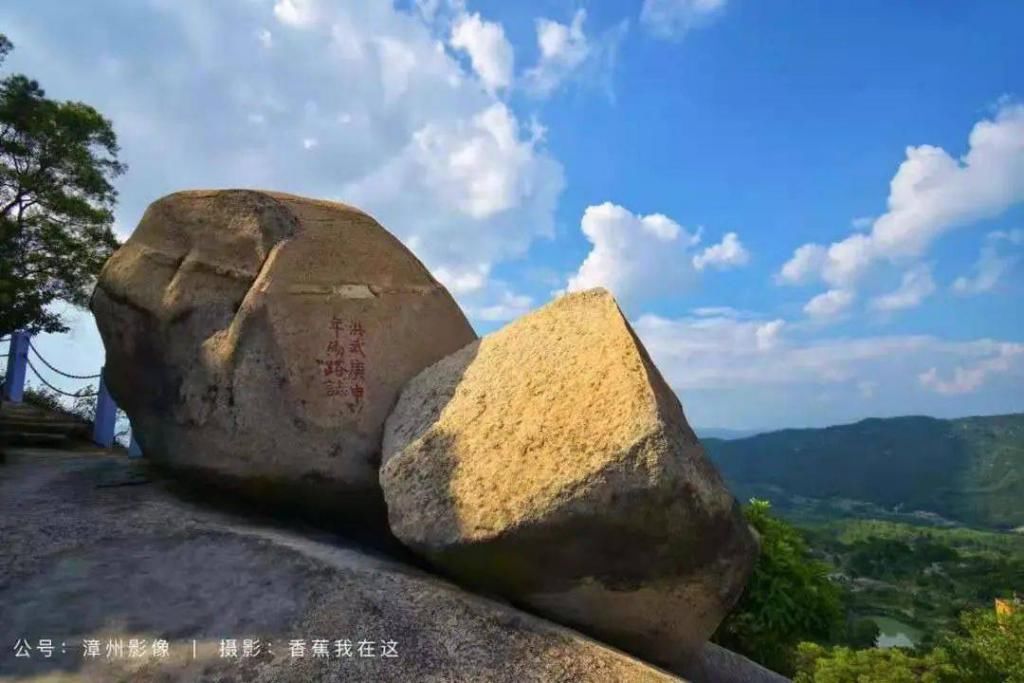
[713,499,844,675]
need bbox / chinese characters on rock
[316,315,368,413]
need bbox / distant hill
[703,413,1024,530]
[694,427,764,440]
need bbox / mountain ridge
[703,412,1024,530]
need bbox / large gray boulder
[0,449,683,682]
[682,643,791,683]
[380,288,759,673]
[90,190,476,524]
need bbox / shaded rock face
[90,190,476,524]
[380,288,759,671]
[0,449,683,683]
[682,643,791,683]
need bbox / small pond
[868,615,924,649]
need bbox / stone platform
[0,448,788,682]
[0,448,684,682]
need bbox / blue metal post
[92,368,117,448]
[128,432,143,458]
[2,330,29,403]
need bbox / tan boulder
[380,288,759,672]
[91,190,476,526]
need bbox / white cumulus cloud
[755,319,785,351]
[449,11,514,94]
[273,0,316,27]
[471,289,534,322]
[565,202,703,306]
[952,229,1024,295]
[433,263,490,296]
[523,10,589,96]
[3,0,565,319]
[522,9,629,100]
[692,231,750,270]
[870,264,936,312]
[780,103,1024,316]
[632,311,1024,428]
[346,102,563,290]
[777,243,827,285]
[804,289,855,319]
[565,203,750,308]
[640,0,727,40]
[919,343,1024,395]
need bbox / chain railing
[2,330,141,456]
[0,335,9,384]
[29,340,102,380]
[25,358,99,398]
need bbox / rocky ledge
[0,448,787,682]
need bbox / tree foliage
[793,643,956,683]
[944,607,1024,682]
[0,33,124,336]
[839,617,880,650]
[713,499,844,675]
[795,608,1024,682]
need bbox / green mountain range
[703,413,1024,530]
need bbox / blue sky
[3,0,1022,431]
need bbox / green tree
[795,607,1024,682]
[713,499,844,675]
[793,643,956,683]
[840,617,881,650]
[0,33,125,337]
[944,607,1024,682]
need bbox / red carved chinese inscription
[315,314,368,413]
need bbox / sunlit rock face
[381,288,759,670]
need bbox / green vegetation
[943,608,1024,682]
[715,501,1024,679]
[713,499,844,676]
[803,519,1024,644]
[794,609,1024,682]
[705,413,1024,529]
[794,643,956,682]
[0,33,124,337]
[22,385,96,421]
[825,518,1024,555]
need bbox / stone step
[0,407,51,419]
[2,431,71,447]
[0,407,63,422]
[1,401,90,424]
[0,401,94,449]
[0,418,90,431]
[1,427,91,441]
